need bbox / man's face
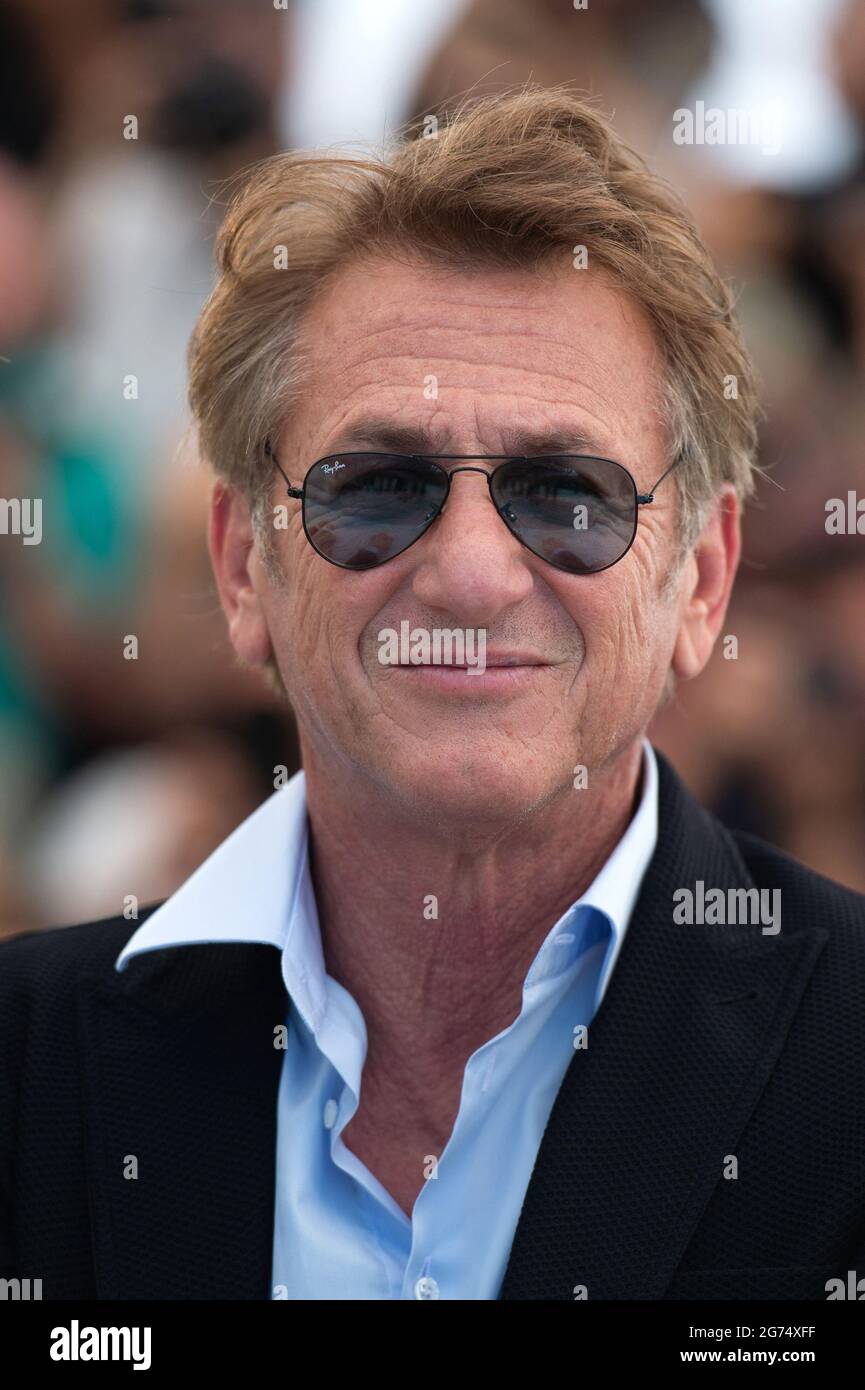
[220,257,707,824]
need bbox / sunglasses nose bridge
[436,463,495,506]
[445,464,495,482]
[430,465,521,560]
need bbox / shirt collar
[114,769,309,967]
[115,741,658,1016]
[575,737,657,1004]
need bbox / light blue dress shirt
[117,741,658,1300]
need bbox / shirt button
[323,1098,338,1129]
[414,1276,440,1300]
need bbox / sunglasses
[266,444,677,575]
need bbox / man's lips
[393,651,551,668]
[387,655,553,694]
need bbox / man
[2,89,864,1302]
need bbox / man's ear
[671,485,741,682]
[208,482,274,667]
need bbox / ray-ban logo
[321,461,345,475]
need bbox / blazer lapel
[77,941,286,1299]
[500,751,828,1300]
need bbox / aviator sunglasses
[266,442,678,576]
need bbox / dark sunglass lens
[491,457,637,573]
[303,455,448,569]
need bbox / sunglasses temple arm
[264,440,303,499]
[638,455,680,505]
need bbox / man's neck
[303,741,645,1074]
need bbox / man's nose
[410,468,534,623]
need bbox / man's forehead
[289,256,665,459]
[304,254,656,358]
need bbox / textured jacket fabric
[1,749,864,1301]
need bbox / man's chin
[365,751,567,833]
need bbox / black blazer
[2,750,864,1301]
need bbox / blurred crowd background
[1,0,864,937]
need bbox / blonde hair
[188,85,759,550]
